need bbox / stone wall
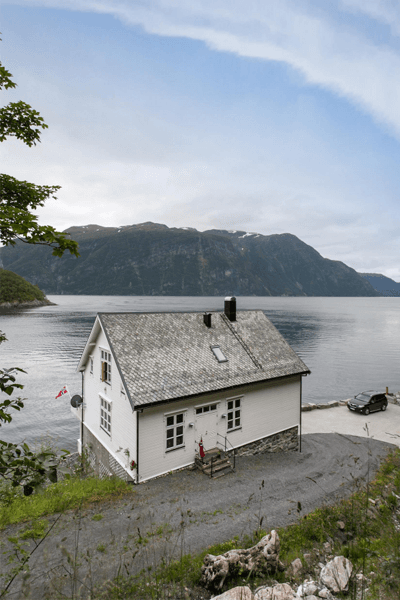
[82,425,135,482]
[235,426,298,457]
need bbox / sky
[1,0,400,280]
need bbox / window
[166,412,185,450]
[227,398,241,431]
[90,357,94,375]
[195,403,217,415]
[211,345,228,363]
[100,396,111,435]
[101,350,111,384]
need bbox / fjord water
[1,296,399,452]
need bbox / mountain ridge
[0,222,379,297]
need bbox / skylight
[211,345,228,363]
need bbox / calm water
[1,296,399,452]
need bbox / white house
[73,298,310,483]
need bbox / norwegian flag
[55,386,69,399]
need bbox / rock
[297,580,318,597]
[254,587,273,600]
[287,558,303,577]
[303,554,312,564]
[317,589,330,598]
[323,542,331,554]
[336,521,345,530]
[254,583,299,600]
[271,583,299,599]
[320,556,352,593]
[211,586,254,600]
[202,530,284,590]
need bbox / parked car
[347,391,388,415]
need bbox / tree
[0,39,79,495]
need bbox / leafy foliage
[0,174,77,256]
[0,39,79,494]
[0,100,48,146]
[0,50,78,257]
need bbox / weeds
[2,447,400,599]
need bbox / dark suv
[347,391,388,415]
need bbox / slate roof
[92,310,310,408]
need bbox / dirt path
[1,433,394,599]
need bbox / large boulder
[202,531,284,590]
[254,583,300,599]
[320,556,352,592]
[211,586,254,600]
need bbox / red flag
[55,386,69,399]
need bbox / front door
[195,402,219,452]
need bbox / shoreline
[302,391,400,411]
[0,298,56,309]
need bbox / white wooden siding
[81,326,137,472]
[138,376,300,482]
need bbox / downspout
[136,409,143,483]
[81,370,85,467]
[299,376,302,453]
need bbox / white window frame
[165,410,186,452]
[100,395,112,436]
[195,401,219,416]
[227,396,242,431]
[100,349,112,385]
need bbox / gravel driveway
[1,433,394,599]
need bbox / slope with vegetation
[1,446,399,599]
[0,222,379,297]
[0,268,51,306]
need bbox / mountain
[0,223,378,297]
[358,273,400,296]
[0,269,53,307]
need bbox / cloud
[8,0,400,139]
[341,0,400,36]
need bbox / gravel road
[1,433,394,599]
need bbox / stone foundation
[235,426,298,457]
[82,425,135,482]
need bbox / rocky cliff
[0,223,378,297]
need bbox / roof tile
[98,311,310,407]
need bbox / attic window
[211,345,228,363]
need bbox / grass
[2,449,400,599]
[0,476,134,529]
[96,448,400,599]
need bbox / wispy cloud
[8,0,400,137]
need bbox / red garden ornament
[198,438,205,459]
